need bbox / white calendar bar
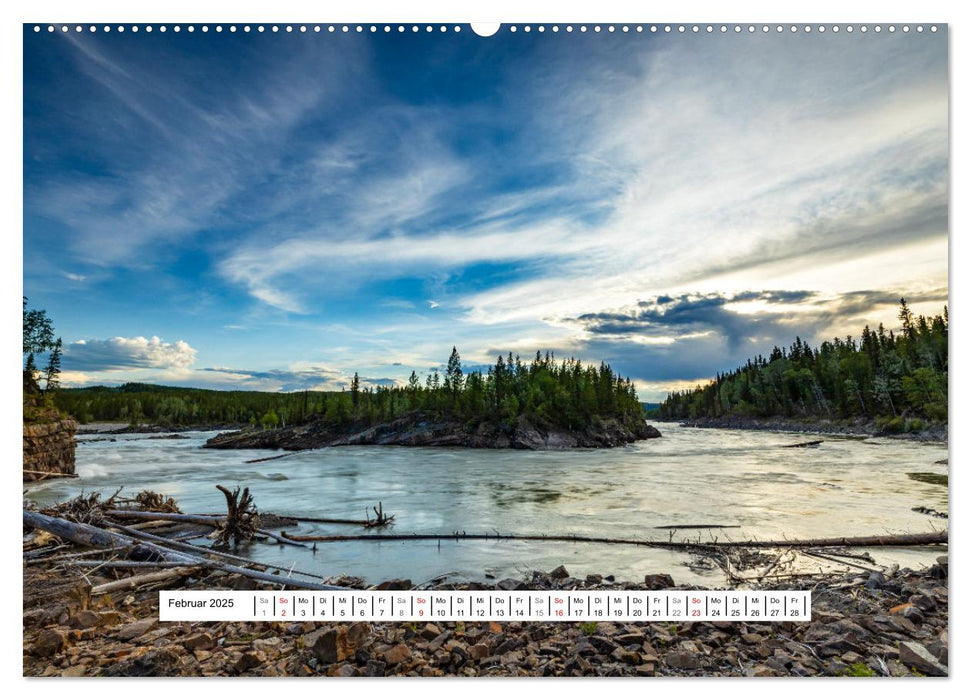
[160,590,810,622]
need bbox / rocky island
[200,349,660,452]
[205,412,661,451]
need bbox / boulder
[644,573,675,590]
[115,618,157,641]
[898,642,948,677]
[32,629,68,657]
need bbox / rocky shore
[670,416,947,443]
[204,414,662,452]
[23,560,947,677]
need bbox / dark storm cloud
[565,288,948,384]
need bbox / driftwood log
[214,485,259,547]
[782,440,824,448]
[23,510,344,590]
[106,509,306,548]
[276,530,948,550]
[90,567,205,595]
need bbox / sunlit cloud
[63,336,197,371]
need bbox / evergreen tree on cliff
[23,297,61,394]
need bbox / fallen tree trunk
[277,530,947,550]
[90,566,203,595]
[782,440,824,448]
[105,509,306,547]
[23,510,172,553]
[106,510,223,527]
[24,510,343,590]
[107,522,324,579]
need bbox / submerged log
[655,524,741,530]
[782,440,824,448]
[277,530,947,550]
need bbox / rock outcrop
[205,414,662,452]
[24,417,78,482]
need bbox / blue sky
[23,25,949,400]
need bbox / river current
[27,425,948,586]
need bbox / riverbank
[666,417,947,443]
[204,414,662,452]
[23,557,948,677]
[77,422,246,435]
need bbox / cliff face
[23,418,78,482]
[205,414,662,452]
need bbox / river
[26,425,948,586]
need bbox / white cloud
[63,336,198,371]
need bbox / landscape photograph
[22,22,948,679]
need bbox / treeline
[54,383,329,427]
[658,299,947,431]
[56,349,645,431]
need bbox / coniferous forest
[657,299,948,431]
[56,349,645,433]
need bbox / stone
[384,643,412,666]
[116,618,158,641]
[311,629,341,664]
[68,610,99,629]
[909,593,936,612]
[889,603,913,615]
[740,633,763,644]
[372,579,412,590]
[96,611,122,627]
[427,631,450,652]
[470,643,490,660]
[898,642,948,677]
[635,663,656,676]
[865,572,887,589]
[549,565,570,580]
[748,664,779,677]
[234,651,262,673]
[103,647,182,677]
[615,632,645,645]
[182,632,214,651]
[664,649,702,669]
[32,629,68,657]
[420,623,442,640]
[365,659,387,676]
[497,578,527,591]
[926,639,948,665]
[643,573,675,590]
[345,621,370,649]
[610,647,641,665]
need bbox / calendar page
[21,9,949,683]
